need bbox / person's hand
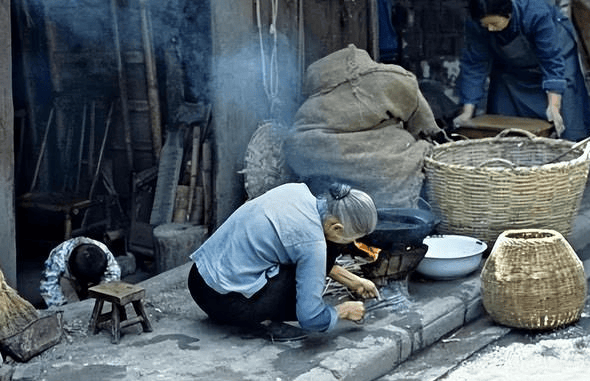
[452,104,475,128]
[351,277,380,300]
[546,92,565,137]
[335,301,365,321]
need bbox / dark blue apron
[486,7,590,141]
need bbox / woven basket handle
[449,133,469,141]
[478,158,517,168]
[570,136,590,158]
[544,136,590,164]
[494,128,537,140]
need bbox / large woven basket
[481,229,587,330]
[424,129,590,244]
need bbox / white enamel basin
[416,235,488,280]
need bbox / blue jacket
[190,183,338,332]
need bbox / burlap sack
[284,45,441,208]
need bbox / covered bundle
[284,45,441,208]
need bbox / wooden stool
[88,281,153,344]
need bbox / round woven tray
[481,229,587,330]
[424,129,590,244]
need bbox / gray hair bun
[329,183,352,200]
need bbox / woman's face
[323,217,365,245]
[480,15,511,32]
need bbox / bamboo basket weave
[481,229,587,330]
[239,120,295,199]
[424,129,590,244]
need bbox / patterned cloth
[40,237,121,307]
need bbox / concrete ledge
[296,273,483,381]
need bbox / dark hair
[468,0,512,20]
[68,244,108,285]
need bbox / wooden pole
[139,0,162,161]
[297,0,305,102]
[110,0,135,172]
[29,107,54,193]
[369,0,379,62]
[88,103,114,201]
[75,103,87,193]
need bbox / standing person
[454,0,590,141]
[187,182,380,338]
[40,237,121,308]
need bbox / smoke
[211,31,302,127]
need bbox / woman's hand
[351,277,380,300]
[546,92,565,137]
[335,301,365,321]
[453,104,475,128]
[329,265,380,299]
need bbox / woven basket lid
[239,120,295,199]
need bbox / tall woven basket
[424,129,590,244]
[481,229,587,330]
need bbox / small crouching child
[40,237,121,308]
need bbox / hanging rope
[256,0,281,118]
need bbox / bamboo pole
[139,0,162,161]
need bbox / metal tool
[355,287,413,324]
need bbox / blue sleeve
[39,247,68,307]
[523,2,567,93]
[291,241,339,332]
[459,19,493,105]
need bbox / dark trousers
[188,247,340,327]
[188,263,298,327]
